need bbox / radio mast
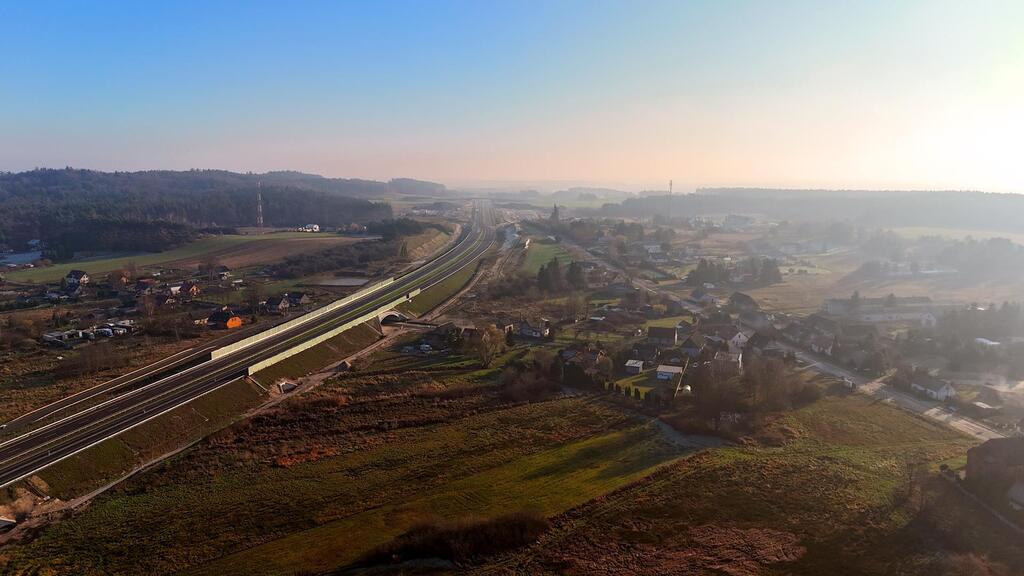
[256,182,264,235]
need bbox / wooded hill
[0,168,448,252]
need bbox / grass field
[475,393,984,575]
[7,233,363,283]
[0,390,688,576]
[519,242,571,275]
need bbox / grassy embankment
[475,392,993,575]
[250,321,381,386]
[30,378,267,500]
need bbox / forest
[0,168,414,253]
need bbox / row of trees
[686,257,782,286]
[536,258,587,293]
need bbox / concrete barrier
[211,277,395,360]
[247,288,420,376]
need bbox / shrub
[360,512,550,565]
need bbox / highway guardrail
[246,288,421,375]
[211,277,395,360]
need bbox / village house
[688,287,720,306]
[910,373,957,401]
[64,269,90,287]
[632,342,661,364]
[134,278,159,295]
[108,270,131,287]
[206,309,243,329]
[494,318,515,334]
[679,334,705,360]
[518,319,550,339]
[181,280,201,299]
[646,325,678,347]
[423,322,465,350]
[707,325,750,353]
[287,292,312,307]
[744,332,775,355]
[560,344,606,371]
[264,296,290,315]
[656,364,685,381]
[168,281,201,299]
[624,359,644,374]
[780,321,812,346]
[810,335,835,356]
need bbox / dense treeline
[686,257,782,286]
[0,168,419,249]
[365,218,449,240]
[42,219,196,260]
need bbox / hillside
[0,168,450,252]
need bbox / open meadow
[7,233,366,283]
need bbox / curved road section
[0,202,494,488]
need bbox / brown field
[160,234,366,270]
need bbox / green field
[519,242,571,275]
[6,233,326,283]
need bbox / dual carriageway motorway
[0,202,495,488]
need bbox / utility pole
[256,182,264,235]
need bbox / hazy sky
[1,0,1022,192]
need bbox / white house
[910,376,957,401]
[656,365,685,381]
[624,359,644,374]
[64,269,90,287]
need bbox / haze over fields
[4,2,1024,576]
